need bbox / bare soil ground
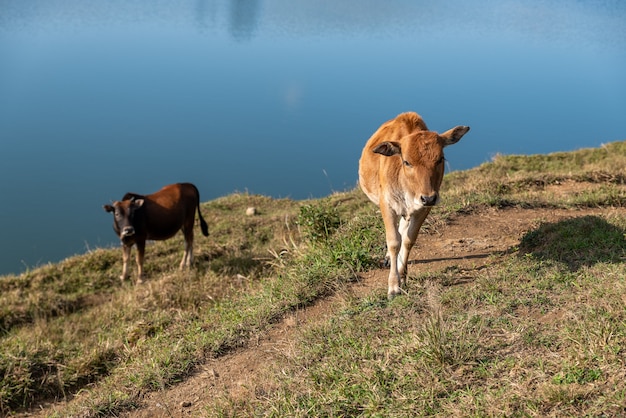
[117,205,620,418]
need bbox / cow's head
[373,125,469,208]
[103,197,145,244]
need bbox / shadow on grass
[519,215,626,271]
[207,254,266,277]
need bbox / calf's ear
[372,141,401,156]
[440,126,470,146]
[104,204,114,213]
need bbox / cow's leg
[180,226,194,269]
[179,239,192,269]
[397,209,431,285]
[397,216,410,287]
[120,244,132,282]
[135,240,145,284]
[187,235,194,267]
[381,204,401,299]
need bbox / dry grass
[1,141,625,417]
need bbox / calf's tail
[198,208,209,237]
[191,183,210,237]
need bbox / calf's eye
[403,160,412,167]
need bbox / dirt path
[115,206,620,418]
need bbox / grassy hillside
[1,141,625,417]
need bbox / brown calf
[358,112,470,298]
[103,182,209,283]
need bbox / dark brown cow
[103,182,209,283]
[359,112,470,298]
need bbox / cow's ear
[373,141,401,156]
[104,204,114,213]
[132,199,145,208]
[440,126,470,146]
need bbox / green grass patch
[207,214,626,417]
[1,141,625,416]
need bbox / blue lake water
[1,0,625,276]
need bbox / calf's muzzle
[420,193,438,207]
[121,226,135,238]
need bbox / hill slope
[119,204,624,417]
[3,141,625,417]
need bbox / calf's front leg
[135,240,146,284]
[120,244,131,282]
[381,204,402,299]
[397,209,431,284]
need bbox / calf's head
[372,126,470,208]
[103,198,145,244]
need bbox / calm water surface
[1,0,625,275]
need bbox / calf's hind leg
[179,225,194,269]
